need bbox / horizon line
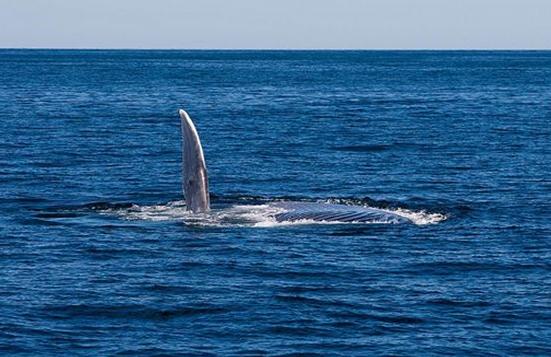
[1,47,550,51]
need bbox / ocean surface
[1,50,550,355]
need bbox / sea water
[1,50,550,355]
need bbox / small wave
[41,303,227,320]
[331,142,433,153]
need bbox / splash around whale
[178,109,444,226]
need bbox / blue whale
[179,109,411,224]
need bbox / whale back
[272,202,410,223]
[179,109,210,213]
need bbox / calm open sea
[1,50,550,355]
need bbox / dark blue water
[1,50,550,355]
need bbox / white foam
[382,207,447,225]
[104,200,192,222]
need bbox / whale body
[272,201,409,224]
[179,109,411,224]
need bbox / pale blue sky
[1,0,550,49]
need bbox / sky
[1,0,550,49]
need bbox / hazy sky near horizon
[1,0,550,49]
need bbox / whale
[179,109,411,224]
